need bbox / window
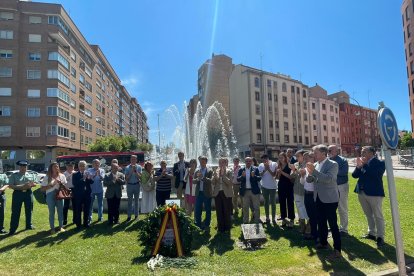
[70,51,76,61]
[70,82,76,93]
[282,82,287,92]
[257,133,262,143]
[313,125,316,131]
[330,116,334,122]
[322,114,327,121]
[0,11,14,20]
[330,105,334,112]
[312,114,316,120]
[70,132,76,141]
[304,113,308,121]
[284,135,289,143]
[0,30,13,39]
[48,52,69,69]
[29,52,41,61]
[267,79,271,87]
[26,127,40,137]
[314,136,317,143]
[410,43,413,56]
[85,81,92,91]
[302,89,307,98]
[282,96,287,104]
[26,69,41,80]
[0,67,12,77]
[70,99,76,109]
[305,125,308,133]
[254,77,260,88]
[27,89,40,98]
[275,121,279,128]
[27,107,40,117]
[256,119,261,129]
[28,34,41,43]
[0,126,11,137]
[0,49,12,59]
[29,16,42,24]
[47,88,70,104]
[71,67,76,77]
[294,136,297,143]
[322,103,326,110]
[47,125,69,138]
[0,106,11,116]
[284,122,289,131]
[331,126,335,132]
[270,134,274,142]
[283,109,288,118]
[0,88,11,96]
[85,66,92,78]
[79,74,85,84]
[70,115,76,125]
[85,94,92,104]
[276,134,280,142]
[255,91,260,101]
[324,136,328,143]
[269,120,273,128]
[47,106,57,116]
[268,93,272,101]
[408,25,411,38]
[47,70,69,87]
[323,125,327,131]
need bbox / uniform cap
[16,160,29,166]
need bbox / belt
[128,182,139,185]
[305,190,314,195]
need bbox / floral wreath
[138,203,199,257]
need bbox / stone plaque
[241,223,267,244]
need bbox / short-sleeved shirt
[41,174,67,194]
[258,161,277,189]
[125,164,142,184]
[9,172,37,188]
[0,173,8,187]
[87,168,105,194]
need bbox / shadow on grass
[207,232,234,256]
[80,220,132,239]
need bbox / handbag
[56,184,72,200]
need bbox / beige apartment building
[197,54,233,115]
[309,84,341,146]
[229,65,314,159]
[0,0,149,171]
[402,0,414,137]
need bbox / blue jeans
[194,191,211,229]
[46,191,63,229]
[89,192,103,221]
[127,184,140,217]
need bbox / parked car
[5,170,46,183]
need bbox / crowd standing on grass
[0,146,387,259]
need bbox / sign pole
[377,103,406,275]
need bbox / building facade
[402,0,414,137]
[0,0,149,171]
[229,65,313,159]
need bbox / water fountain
[156,101,238,165]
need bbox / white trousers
[294,194,308,220]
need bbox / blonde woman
[141,162,156,214]
[183,159,197,215]
[41,162,67,234]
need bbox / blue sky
[41,0,409,144]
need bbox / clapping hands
[306,162,315,174]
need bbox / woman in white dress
[140,162,156,214]
[183,159,197,216]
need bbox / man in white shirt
[63,162,75,225]
[258,154,277,224]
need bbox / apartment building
[402,0,414,137]
[0,0,149,171]
[197,54,233,116]
[308,84,341,146]
[329,92,380,156]
[229,65,312,159]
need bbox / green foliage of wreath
[138,203,200,257]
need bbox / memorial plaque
[241,223,267,245]
[162,228,175,246]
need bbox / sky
[40,0,409,145]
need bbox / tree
[88,135,148,152]
[400,132,414,149]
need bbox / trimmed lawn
[1,176,413,275]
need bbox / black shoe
[25,225,35,230]
[377,237,385,247]
[126,217,131,222]
[134,215,138,220]
[8,231,15,236]
[362,233,376,241]
[0,229,8,234]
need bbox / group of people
[0,146,386,260]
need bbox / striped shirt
[155,168,172,192]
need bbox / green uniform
[8,172,37,234]
[0,173,8,231]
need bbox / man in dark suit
[352,146,386,247]
[287,148,297,164]
[194,156,213,230]
[104,163,125,225]
[237,157,262,223]
[307,144,341,260]
[72,160,93,229]
[173,152,189,207]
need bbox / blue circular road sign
[378,107,399,149]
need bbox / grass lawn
[1,175,413,275]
